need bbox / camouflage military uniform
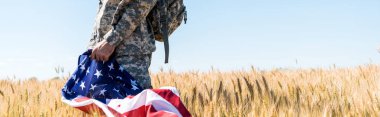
[88,0,158,89]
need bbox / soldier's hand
[90,40,116,62]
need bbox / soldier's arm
[103,0,157,46]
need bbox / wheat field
[0,64,380,117]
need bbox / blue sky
[0,0,379,80]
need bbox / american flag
[61,50,191,117]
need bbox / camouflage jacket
[88,0,157,56]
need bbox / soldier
[88,0,158,89]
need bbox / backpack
[112,0,187,63]
[147,0,187,63]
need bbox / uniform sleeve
[104,0,157,46]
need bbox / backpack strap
[184,6,187,24]
[160,0,170,63]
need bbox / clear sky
[0,0,379,80]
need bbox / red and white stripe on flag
[62,87,192,117]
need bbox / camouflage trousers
[116,54,152,89]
